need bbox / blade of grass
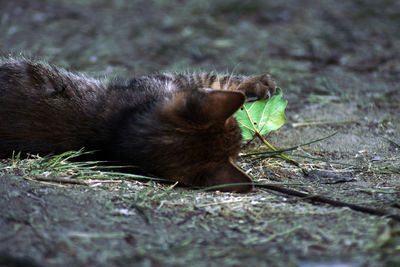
[292,153,400,174]
[242,132,338,158]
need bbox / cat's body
[0,59,275,192]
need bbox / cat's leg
[191,73,276,102]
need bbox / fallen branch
[32,176,125,185]
[33,176,88,185]
[255,182,400,221]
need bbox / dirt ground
[0,0,399,266]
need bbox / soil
[0,0,399,266]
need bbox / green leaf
[234,88,287,140]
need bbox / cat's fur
[0,59,275,192]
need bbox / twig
[383,137,400,149]
[33,176,88,185]
[255,182,400,221]
[23,176,67,187]
[86,179,123,183]
[32,176,126,185]
[242,132,337,158]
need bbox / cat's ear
[200,90,245,123]
[162,89,245,126]
[205,159,253,193]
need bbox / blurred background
[1,0,399,79]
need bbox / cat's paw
[237,74,276,102]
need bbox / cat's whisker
[224,74,233,91]
[216,74,222,90]
[226,65,240,91]
[225,69,236,91]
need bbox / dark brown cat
[0,59,276,192]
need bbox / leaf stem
[255,132,300,167]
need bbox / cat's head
[155,88,253,193]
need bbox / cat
[0,58,276,192]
